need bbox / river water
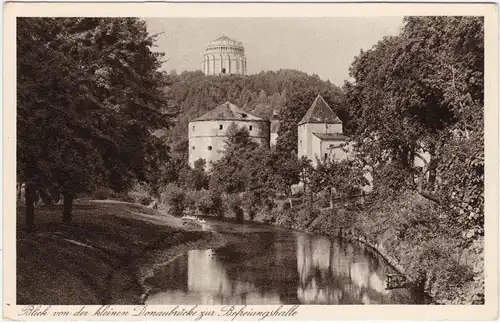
[145,220,423,305]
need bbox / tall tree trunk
[329,187,334,209]
[415,152,441,204]
[25,181,36,232]
[287,187,293,209]
[309,186,313,209]
[17,182,23,202]
[302,179,307,205]
[62,192,74,224]
[428,158,437,188]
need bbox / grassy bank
[16,200,224,305]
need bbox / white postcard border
[3,2,498,321]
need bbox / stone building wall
[298,123,343,162]
[188,119,270,167]
[319,139,350,163]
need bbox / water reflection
[146,228,418,305]
[295,235,393,304]
[147,249,283,305]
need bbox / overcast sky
[145,17,404,86]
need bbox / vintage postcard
[3,2,499,321]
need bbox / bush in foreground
[160,183,186,217]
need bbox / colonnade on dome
[202,35,247,76]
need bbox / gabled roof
[192,102,265,122]
[312,133,349,141]
[298,95,342,126]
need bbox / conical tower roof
[192,102,264,122]
[298,95,342,126]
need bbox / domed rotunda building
[202,35,247,76]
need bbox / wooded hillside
[160,69,347,145]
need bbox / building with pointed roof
[193,101,263,122]
[297,95,350,166]
[188,95,351,169]
[298,95,343,126]
[188,102,270,167]
[202,35,247,76]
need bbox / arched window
[219,124,223,130]
[208,146,213,151]
[249,125,253,131]
[192,146,195,150]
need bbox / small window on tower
[208,146,213,151]
[324,153,328,159]
[222,68,226,74]
[192,146,195,150]
[192,125,195,131]
[219,124,223,130]
[249,125,253,131]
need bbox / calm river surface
[145,220,423,305]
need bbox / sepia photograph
[4,2,498,320]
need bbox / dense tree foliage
[178,159,209,191]
[209,125,262,195]
[310,157,368,208]
[344,16,484,243]
[208,125,303,214]
[342,16,484,304]
[17,18,172,229]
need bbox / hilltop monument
[202,35,247,76]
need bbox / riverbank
[252,192,484,304]
[16,200,225,305]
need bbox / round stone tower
[189,102,269,168]
[202,35,247,76]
